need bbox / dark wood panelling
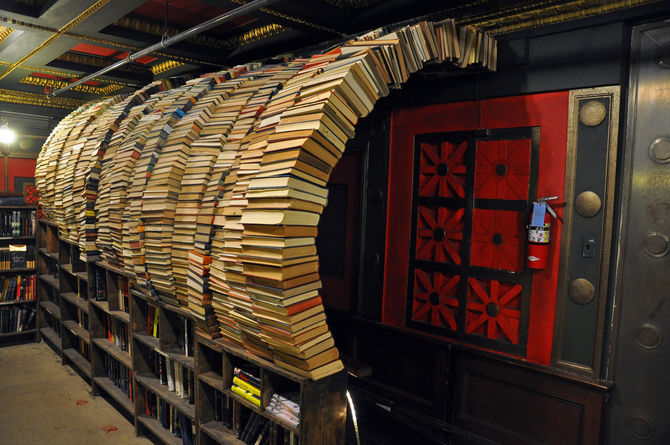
[454,352,608,445]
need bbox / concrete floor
[0,341,152,445]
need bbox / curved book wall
[35,19,496,379]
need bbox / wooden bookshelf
[36,220,348,445]
[0,200,37,345]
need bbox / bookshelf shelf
[75,271,88,283]
[199,371,225,392]
[0,205,36,210]
[0,268,37,273]
[93,376,134,414]
[40,326,61,351]
[38,218,57,227]
[96,260,133,278]
[63,347,92,379]
[134,332,160,350]
[0,299,35,306]
[137,415,183,445]
[0,328,36,338]
[62,320,90,343]
[92,337,132,368]
[40,300,61,320]
[0,236,36,241]
[60,292,88,312]
[90,299,130,324]
[136,373,196,420]
[38,247,59,261]
[166,349,195,370]
[200,421,246,445]
[38,274,59,290]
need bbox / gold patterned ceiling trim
[150,60,185,75]
[0,26,12,44]
[230,0,338,33]
[20,75,124,95]
[462,0,662,34]
[230,23,286,47]
[0,59,138,87]
[0,0,111,81]
[0,17,212,67]
[0,87,85,109]
[114,16,287,50]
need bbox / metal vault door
[608,20,670,444]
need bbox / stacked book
[36,19,497,379]
[143,77,216,303]
[96,94,160,266]
[80,82,167,260]
[266,393,300,428]
[231,367,261,408]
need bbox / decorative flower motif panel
[470,209,525,272]
[419,141,467,198]
[466,277,522,345]
[474,139,531,200]
[412,269,460,331]
[416,206,464,265]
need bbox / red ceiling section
[132,0,257,33]
[70,43,157,65]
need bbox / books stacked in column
[231,366,261,408]
[143,78,219,305]
[266,393,300,429]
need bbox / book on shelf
[0,209,36,237]
[0,305,35,333]
[103,354,133,401]
[231,383,261,407]
[0,275,36,302]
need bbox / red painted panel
[7,158,36,192]
[466,278,522,345]
[384,101,479,327]
[471,209,525,272]
[70,43,157,65]
[474,139,531,200]
[419,141,467,198]
[384,92,569,366]
[412,269,460,331]
[482,92,569,365]
[416,206,463,265]
[133,0,256,32]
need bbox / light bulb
[0,127,16,144]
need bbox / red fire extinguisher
[526,196,558,270]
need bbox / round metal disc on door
[575,191,602,218]
[569,278,595,305]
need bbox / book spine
[233,376,261,397]
[231,385,261,407]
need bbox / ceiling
[0,0,665,130]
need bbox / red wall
[2,157,36,191]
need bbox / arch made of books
[35,21,496,379]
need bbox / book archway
[35,23,495,378]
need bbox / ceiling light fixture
[0,117,16,145]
